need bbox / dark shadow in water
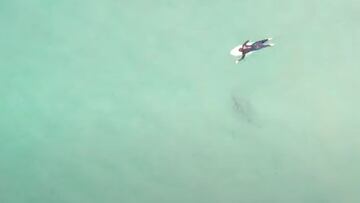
[231,95,261,127]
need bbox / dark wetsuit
[238,39,271,61]
[251,39,271,50]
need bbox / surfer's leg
[252,43,273,51]
[255,38,272,44]
[251,42,263,50]
[258,39,269,44]
[258,38,274,48]
[257,38,272,44]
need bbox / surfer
[230,38,274,63]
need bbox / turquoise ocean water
[1,1,360,202]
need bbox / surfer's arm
[236,53,246,63]
[240,53,246,60]
[242,40,250,48]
